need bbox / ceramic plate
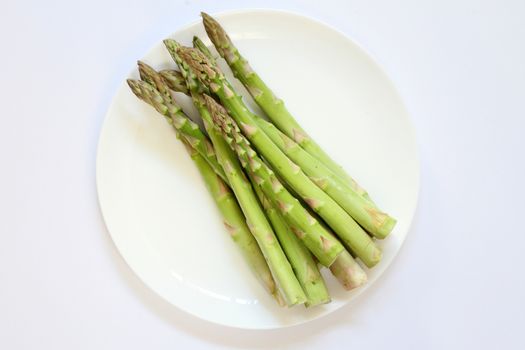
[96,9,419,329]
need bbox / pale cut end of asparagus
[365,206,397,239]
[329,250,368,290]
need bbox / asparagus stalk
[201,13,367,193]
[172,45,381,268]
[180,138,282,300]
[204,93,344,266]
[160,44,306,306]
[158,68,395,238]
[248,171,331,306]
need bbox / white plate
[96,9,419,329]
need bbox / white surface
[1,0,524,348]
[97,10,419,328]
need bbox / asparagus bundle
[160,62,395,239]
[204,93,344,266]
[162,45,344,267]
[200,14,400,238]
[249,173,331,307]
[160,56,367,291]
[125,12,398,309]
[131,63,307,307]
[180,138,283,302]
[128,69,286,303]
[126,77,225,183]
[172,45,382,268]
[162,45,365,293]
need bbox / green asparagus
[204,93,344,267]
[180,138,281,300]
[161,42,307,306]
[174,45,382,267]
[127,73,226,183]
[130,64,288,303]
[248,170,331,306]
[253,115,396,239]
[158,66,395,239]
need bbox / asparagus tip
[163,38,180,51]
[201,12,216,29]
[136,60,149,82]
[127,79,141,97]
[136,60,172,97]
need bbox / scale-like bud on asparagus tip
[203,93,230,133]
[159,70,189,95]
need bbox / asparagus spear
[248,171,331,306]
[159,67,395,238]
[201,13,366,193]
[172,45,382,268]
[159,45,306,306]
[180,138,282,300]
[204,93,344,266]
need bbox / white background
[1,0,524,349]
